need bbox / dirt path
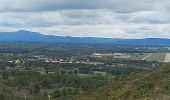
[164,53,170,62]
[142,53,153,60]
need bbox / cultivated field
[115,53,166,62]
[92,52,168,62]
[146,53,166,62]
[129,53,151,60]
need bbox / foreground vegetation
[78,64,170,100]
[0,43,169,100]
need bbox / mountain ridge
[0,30,170,46]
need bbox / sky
[0,0,170,38]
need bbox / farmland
[93,52,167,62]
[128,53,166,62]
[129,53,151,60]
[146,53,166,62]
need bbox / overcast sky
[0,0,170,38]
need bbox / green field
[115,53,166,62]
[92,53,114,57]
[94,71,107,76]
[129,53,150,60]
[146,53,166,62]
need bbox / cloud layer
[0,0,170,38]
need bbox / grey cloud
[0,0,163,12]
[115,10,170,24]
[0,10,120,27]
[0,0,169,38]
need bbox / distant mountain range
[0,30,170,46]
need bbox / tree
[42,78,53,89]
[62,88,67,96]
[2,71,9,79]
[81,79,90,91]
[52,89,61,98]
[0,94,4,100]
[33,84,40,94]
[42,92,49,100]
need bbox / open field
[142,53,153,60]
[94,71,107,76]
[112,53,166,62]
[92,53,114,56]
[129,53,151,60]
[114,53,131,59]
[164,53,170,62]
[129,53,166,62]
[146,53,166,62]
[78,74,91,78]
[92,53,167,62]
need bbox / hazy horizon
[0,0,169,38]
[1,29,170,40]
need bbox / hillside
[77,64,170,100]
